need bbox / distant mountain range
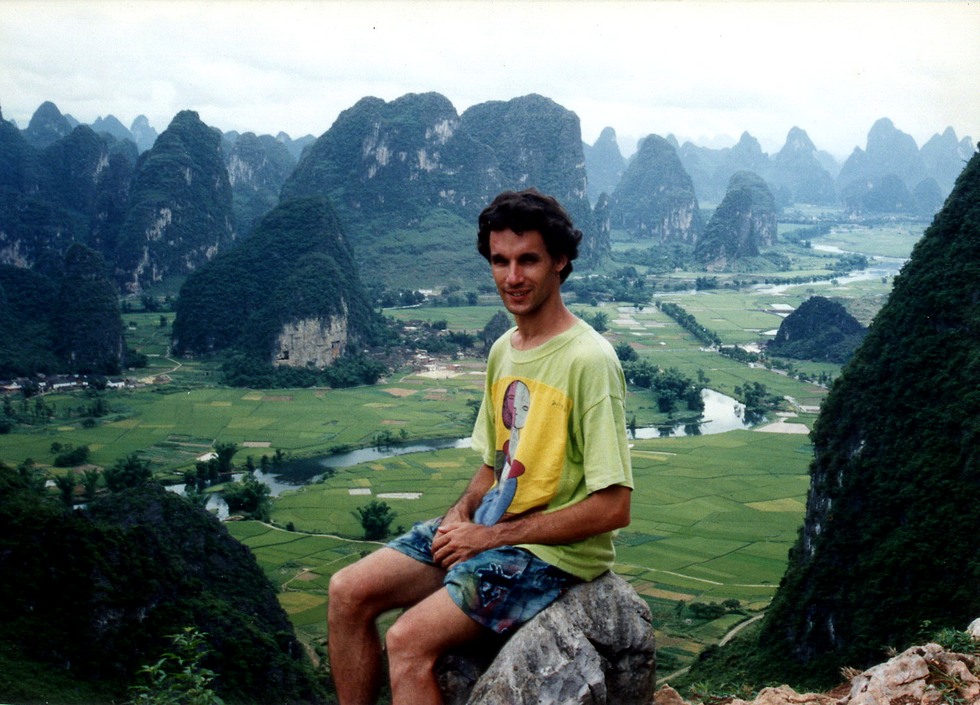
[0,96,975,370]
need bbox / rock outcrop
[438,572,657,705]
[655,621,980,704]
[274,315,348,368]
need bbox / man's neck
[510,302,577,351]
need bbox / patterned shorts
[387,517,580,634]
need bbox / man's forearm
[489,484,631,547]
[433,484,631,568]
[443,463,495,522]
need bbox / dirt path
[656,612,766,686]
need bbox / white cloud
[0,0,976,158]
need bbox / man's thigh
[333,546,446,613]
[387,585,487,657]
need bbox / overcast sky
[1,1,977,159]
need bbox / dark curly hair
[477,189,582,282]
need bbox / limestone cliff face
[173,196,377,364]
[610,134,703,245]
[274,314,348,368]
[223,131,296,236]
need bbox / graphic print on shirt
[474,376,572,525]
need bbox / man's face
[488,229,567,320]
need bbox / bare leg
[328,547,446,705]
[385,587,487,705]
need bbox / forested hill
[766,295,867,364]
[694,170,778,268]
[609,134,704,245]
[693,146,980,688]
[0,243,126,377]
[172,196,379,365]
[280,92,599,285]
[115,110,236,294]
[0,464,328,703]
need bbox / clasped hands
[432,515,496,569]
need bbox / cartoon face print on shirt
[502,379,530,472]
[474,376,573,525]
[475,380,530,526]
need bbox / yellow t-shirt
[471,318,633,580]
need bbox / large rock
[438,571,656,705]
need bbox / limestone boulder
[842,643,980,705]
[438,571,656,705]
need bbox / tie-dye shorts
[387,517,580,634]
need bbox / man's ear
[553,255,568,274]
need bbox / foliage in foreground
[129,628,223,705]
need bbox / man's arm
[440,463,495,525]
[431,484,631,569]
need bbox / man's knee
[385,614,435,669]
[328,562,372,621]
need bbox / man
[327,189,633,705]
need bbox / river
[754,245,907,295]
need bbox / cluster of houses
[0,374,141,396]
